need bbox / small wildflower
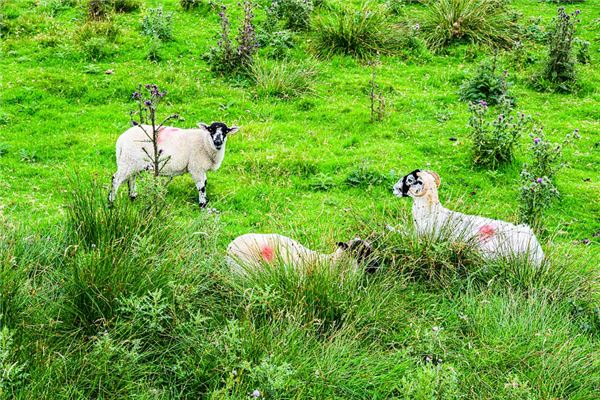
[537,178,543,183]
[575,9,580,16]
[414,23,420,31]
[432,326,440,332]
[573,129,581,139]
[131,92,141,100]
[533,137,541,144]
[252,390,261,398]
[478,100,488,108]
[144,100,152,106]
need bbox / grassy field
[0,0,599,398]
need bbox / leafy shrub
[542,7,579,88]
[257,29,296,59]
[519,129,579,229]
[312,3,404,60]
[459,58,513,106]
[574,38,590,64]
[206,2,259,75]
[141,6,174,41]
[87,0,111,21]
[386,0,424,15]
[251,59,316,99]
[267,0,314,31]
[421,0,518,51]
[112,0,141,12]
[468,98,529,169]
[345,164,390,188]
[180,0,205,10]
[520,16,547,43]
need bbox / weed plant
[459,57,514,106]
[468,97,529,169]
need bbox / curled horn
[425,171,441,187]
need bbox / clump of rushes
[129,84,181,179]
[368,57,386,123]
[519,129,580,230]
[207,1,259,75]
[542,7,580,90]
[421,0,518,51]
[312,3,403,60]
[468,97,529,169]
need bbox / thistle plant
[519,128,580,230]
[207,1,259,75]
[129,84,180,178]
[543,7,579,88]
[468,97,529,169]
[368,58,386,123]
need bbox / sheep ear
[197,122,209,130]
[228,126,239,135]
[426,170,441,187]
[336,242,349,250]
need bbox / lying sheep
[393,169,545,266]
[108,122,238,207]
[226,233,378,276]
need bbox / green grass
[0,0,598,398]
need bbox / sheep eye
[406,176,415,184]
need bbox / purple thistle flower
[478,100,488,108]
[131,91,141,100]
[533,137,541,144]
[537,178,543,183]
[252,390,261,398]
[144,100,152,106]
[575,9,580,16]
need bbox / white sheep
[108,122,238,207]
[393,169,545,266]
[226,233,378,276]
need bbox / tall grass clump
[61,179,177,334]
[421,0,518,51]
[312,3,404,60]
[250,59,316,99]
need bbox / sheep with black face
[108,122,238,207]
[226,233,379,276]
[393,169,545,266]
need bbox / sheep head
[393,169,441,198]
[198,122,239,150]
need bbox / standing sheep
[226,233,379,276]
[108,122,238,207]
[393,169,545,266]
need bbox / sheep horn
[426,171,441,187]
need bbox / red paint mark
[261,246,275,263]
[157,127,180,145]
[478,224,496,242]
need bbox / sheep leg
[108,169,130,205]
[192,171,208,208]
[127,175,137,201]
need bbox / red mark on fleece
[157,127,180,145]
[261,246,275,263]
[478,224,496,242]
